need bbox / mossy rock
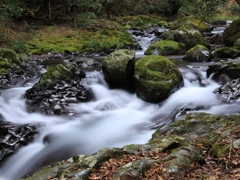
[134,55,183,103]
[102,49,135,88]
[233,38,240,50]
[210,143,229,159]
[160,26,209,50]
[213,47,240,58]
[223,19,240,46]
[162,145,205,175]
[157,21,170,27]
[144,40,186,55]
[0,48,22,75]
[34,64,74,90]
[183,45,213,62]
[172,16,209,31]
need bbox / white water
[1,67,240,180]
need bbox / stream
[0,26,240,180]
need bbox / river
[0,27,239,180]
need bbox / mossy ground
[26,26,135,54]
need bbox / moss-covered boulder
[134,55,183,103]
[183,45,213,62]
[0,48,21,74]
[160,26,209,50]
[171,16,209,31]
[223,19,240,46]
[102,49,135,89]
[234,38,240,49]
[213,47,240,58]
[144,40,186,55]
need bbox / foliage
[181,0,229,23]
[6,40,27,53]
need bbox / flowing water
[0,27,240,179]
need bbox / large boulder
[160,26,209,50]
[144,40,186,55]
[134,55,183,103]
[223,19,240,46]
[102,49,135,89]
[25,63,91,115]
[206,59,240,83]
[183,45,213,62]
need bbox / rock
[25,63,91,115]
[144,40,186,55]
[113,159,156,180]
[134,55,184,103]
[0,48,21,75]
[213,47,240,58]
[162,145,205,175]
[102,49,135,89]
[233,38,240,49]
[213,78,240,102]
[160,26,209,49]
[20,113,240,179]
[206,59,240,83]
[183,45,213,62]
[223,19,240,46]
[0,120,36,164]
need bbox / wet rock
[0,120,36,164]
[206,59,240,83]
[223,19,240,46]
[213,78,240,102]
[102,49,135,89]
[144,40,186,55]
[160,26,209,50]
[134,55,183,103]
[183,45,213,62]
[25,63,91,115]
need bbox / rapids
[0,25,239,179]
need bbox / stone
[144,40,186,55]
[160,26,209,50]
[223,19,240,46]
[134,55,183,103]
[102,49,135,89]
[213,47,240,58]
[183,45,213,62]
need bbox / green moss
[144,40,185,55]
[26,28,135,54]
[135,55,182,82]
[210,143,229,159]
[161,26,209,49]
[36,64,73,89]
[213,47,240,58]
[157,21,169,27]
